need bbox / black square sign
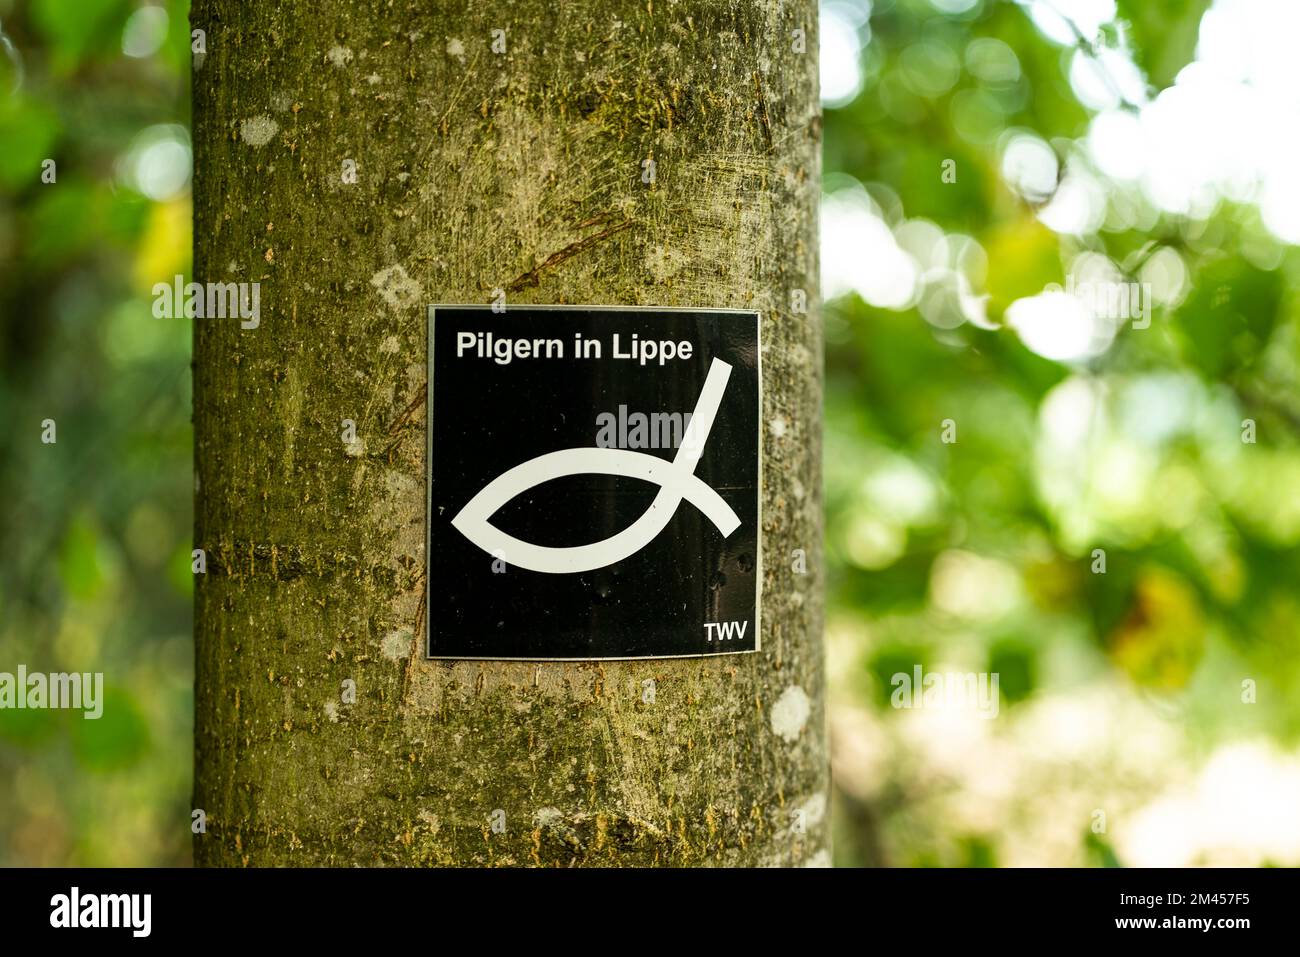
[427,305,760,659]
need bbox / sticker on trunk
[426,304,761,660]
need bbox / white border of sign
[425,304,763,661]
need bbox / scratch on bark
[401,574,427,700]
[506,218,634,291]
[435,54,481,139]
[388,387,427,434]
[752,71,773,154]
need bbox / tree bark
[193,0,824,866]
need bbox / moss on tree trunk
[192,0,824,866]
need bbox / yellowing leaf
[982,218,1063,320]
[1108,567,1205,689]
[133,198,192,291]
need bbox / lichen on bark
[193,0,824,866]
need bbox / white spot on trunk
[534,807,564,827]
[796,791,826,828]
[769,416,788,439]
[239,115,279,147]
[326,45,353,68]
[770,685,810,742]
[381,629,412,660]
[324,700,339,722]
[446,38,465,62]
[370,265,422,310]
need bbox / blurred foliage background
[824,0,1300,866]
[1,0,1298,867]
[0,0,192,865]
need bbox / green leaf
[0,97,61,189]
[25,180,101,266]
[58,514,106,601]
[1116,0,1213,91]
[1176,258,1282,379]
[30,0,132,73]
[70,687,151,770]
[0,700,61,746]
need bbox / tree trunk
[192,0,824,866]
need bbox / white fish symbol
[450,358,741,574]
